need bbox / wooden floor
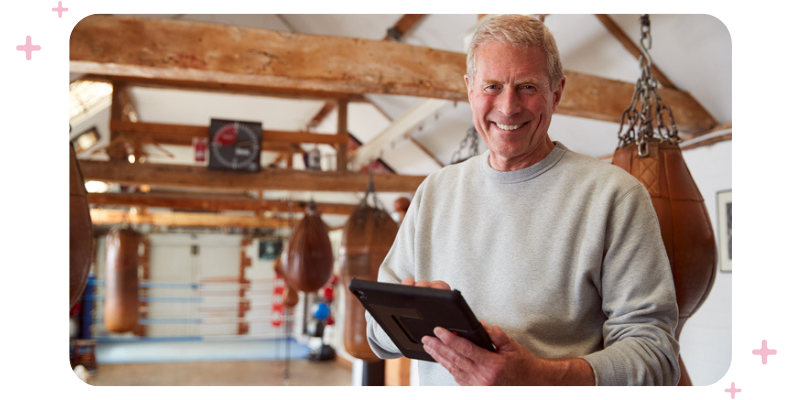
[86,359,353,386]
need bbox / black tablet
[348,278,494,362]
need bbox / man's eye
[485,85,501,93]
[520,85,537,92]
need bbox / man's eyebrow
[478,78,544,87]
[516,79,544,87]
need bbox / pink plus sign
[752,339,777,364]
[725,382,741,399]
[16,36,41,61]
[52,2,68,18]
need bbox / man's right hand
[401,277,451,291]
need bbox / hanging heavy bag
[340,193,399,360]
[612,139,717,338]
[70,143,93,308]
[104,226,141,333]
[284,201,334,293]
[611,15,718,385]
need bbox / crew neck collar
[480,142,567,184]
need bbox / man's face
[466,41,565,171]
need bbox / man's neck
[488,138,555,172]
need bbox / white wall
[677,140,733,386]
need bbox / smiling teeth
[497,123,522,131]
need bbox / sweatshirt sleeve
[580,183,682,386]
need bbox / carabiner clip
[637,140,650,158]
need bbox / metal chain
[616,15,681,156]
[450,125,480,164]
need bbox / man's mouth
[495,122,525,131]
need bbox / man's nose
[497,88,522,116]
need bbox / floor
[86,358,353,386]
[77,337,354,386]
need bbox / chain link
[616,14,681,153]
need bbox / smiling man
[365,14,681,386]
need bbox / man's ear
[552,76,566,109]
[464,74,472,93]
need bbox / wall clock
[208,119,262,172]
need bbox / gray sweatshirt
[366,142,680,385]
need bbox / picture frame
[717,190,732,272]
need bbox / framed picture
[717,190,732,272]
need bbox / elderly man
[365,14,680,386]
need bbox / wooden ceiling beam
[70,15,717,134]
[90,209,291,228]
[88,192,357,215]
[79,74,372,102]
[71,15,466,102]
[110,120,347,149]
[350,98,452,170]
[79,160,425,193]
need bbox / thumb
[482,321,516,352]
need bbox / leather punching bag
[70,143,93,308]
[284,202,334,293]
[612,138,717,385]
[104,226,141,333]
[340,202,399,360]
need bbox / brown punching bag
[340,189,400,360]
[70,143,93,308]
[612,138,717,386]
[284,201,334,293]
[104,226,141,333]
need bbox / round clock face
[209,122,261,171]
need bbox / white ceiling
[71,14,732,227]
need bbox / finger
[415,280,430,288]
[484,323,515,352]
[429,280,451,290]
[433,327,488,368]
[401,277,415,286]
[421,335,472,382]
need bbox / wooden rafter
[71,15,466,101]
[88,192,358,215]
[79,160,425,193]
[70,15,717,133]
[90,209,291,228]
[110,120,345,150]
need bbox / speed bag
[340,205,398,360]
[103,226,141,333]
[284,205,334,293]
[70,144,93,308]
[612,139,717,338]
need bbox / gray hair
[466,14,564,91]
